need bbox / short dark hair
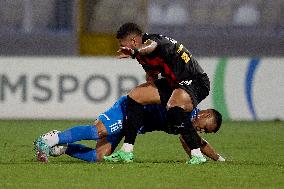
[116,23,143,39]
[210,109,223,133]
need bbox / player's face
[118,34,141,49]
[192,110,216,133]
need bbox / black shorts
[154,73,210,107]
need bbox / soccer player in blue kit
[35,96,225,163]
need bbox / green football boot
[186,155,207,165]
[104,150,134,163]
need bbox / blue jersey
[98,96,127,136]
[98,96,200,147]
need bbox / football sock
[121,143,134,153]
[167,106,201,149]
[182,121,202,150]
[65,143,97,162]
[58,125,99,144]
[42,130,60,147]
[166,106,185,134]
[191,148,203,157]
[123,96,144,145]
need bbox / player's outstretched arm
[117,40,158,59]
[199,139,225,161]
[137,39,158,55]
[179,136,225,161]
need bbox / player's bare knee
[128,86,145,101]
[97,147,112,161]
[166,101,184,110]
[96,152,104,162]
[167,100,194,112]
[97,130,108,138]
[94,122,108,138]
[128,83,159,104]
[183,102,194,112]
[96,126,108,138]
[128,91,149,105]
[128,90,140,102]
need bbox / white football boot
[34,130,60,162]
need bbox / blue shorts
[98,96,127,149]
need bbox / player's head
[192,109,222,133]
[116,23,143,49]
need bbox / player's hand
[217,154,225,162]
[117,47,134,59]
[117,53,131,59]
[119,47,134,55]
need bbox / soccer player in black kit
[104,23,211,165]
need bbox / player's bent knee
[128,90,141,102]
[128,83,159,104]
[128,85,146,102]
[97,129,108,138]
[96,149,111,162]
[166,100,193,112]
[95,121,108,138]
[166,103,184,110]
[96,153,104,162]
[184,103,194,112]
[96,139,112,161]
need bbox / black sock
[123,96,144,145]
[167,106,201,149]
[182,121,202,149]
[166,106,184,134]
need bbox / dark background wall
[0,0,283,56]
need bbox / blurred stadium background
[0,0,283,56]
[0,0,283,120]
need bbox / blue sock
[65,143,97,162]
[58,125,99,144]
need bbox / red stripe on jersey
[137,55,162,67]
[161,61,178,87]
[137,55,178,87]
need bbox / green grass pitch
[0,120,283,189]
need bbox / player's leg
[35,122,105,147]
[57,120,107,145]
[167,89,206,164]
[65,137,112,162]
[167,74,210,164]
[48,129,123,162]
[108,82,160,162]
[35,96,127,162]
[64,127,124,162]
[103,130,132,162]
[125,82,160,143]
[64,132,123,162]
[34,121,107,162]
[58,144,98,162]
[95,138,113,161]
[49,140,110,162]
[97,130,125,161]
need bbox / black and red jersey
[135,33,205,87]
